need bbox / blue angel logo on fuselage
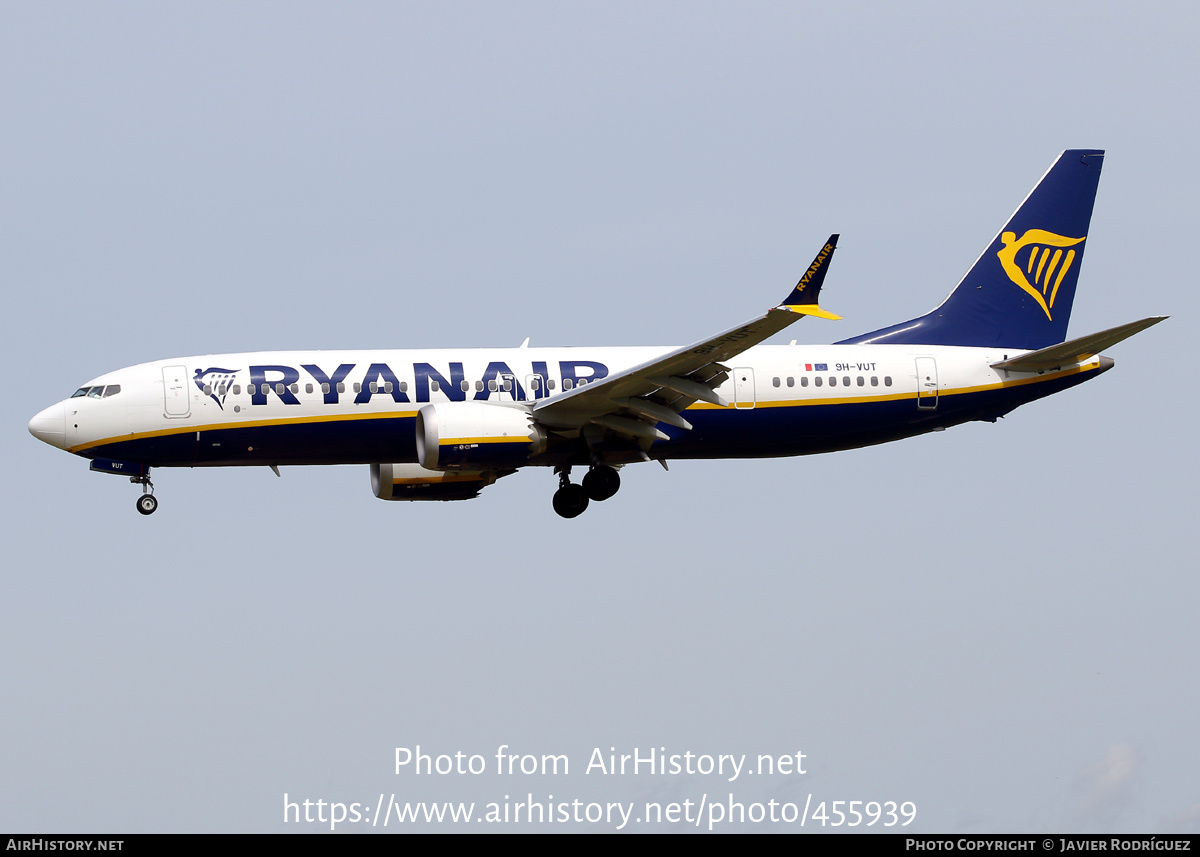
[193,367,240,410]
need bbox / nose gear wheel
[131,473,158,515]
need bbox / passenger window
[232,385,241,395]
[502,379,512,391]
[884,376,892,386]
[856,377,863,387]
[369,382,378,394]
[321,383,330,394]
[772,377,780,388]
[871,377,878,387]
[475,380,484,392]
[290,383,299,394]
[460,380,470,392]
[430,380,439,392]
[814,377,822,387]
[353,382,361,393]
[488,380,498,392]
[787,377,794,387]
[829,377,837,387]
[399,382,409,393]
[843,376,850,386]
[563,379,574,390]
[217,384,226,396]
[801,377,809,387]
[548,379,556,390]
[337,383,345,394]
[385,381,394,393]
[305,383,313,394]
[274,383,284,395]
[203,384,213,395]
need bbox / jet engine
[371,463,497,501]
[416,402,547,470]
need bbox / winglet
[779,234,841,319]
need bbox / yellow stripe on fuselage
[67,360,1100,454]
[439,436,531,446]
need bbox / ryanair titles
[199,360,610,407]
[794,241,836,296]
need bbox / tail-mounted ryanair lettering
[997,229,1085,321]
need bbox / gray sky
[2,1,1196,833]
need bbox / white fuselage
[30,343,1102,468]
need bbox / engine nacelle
[416,402,547,470]
[371,463,496,501]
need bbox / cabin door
[162,365,191,417]
[915,358,939,410]
[734,367,756,409]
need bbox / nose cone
[29,402,67,449]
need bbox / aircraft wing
[532,236,841,438]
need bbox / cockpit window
[71,385,120,398]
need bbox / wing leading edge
[532,235,841,439]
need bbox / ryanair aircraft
[29,150,1164,518]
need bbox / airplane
[28,149,1165,518]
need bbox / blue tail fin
[837,149,1104,349]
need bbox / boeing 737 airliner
[28,150,1164,517]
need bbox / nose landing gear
[131,473,158,515]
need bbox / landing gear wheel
[582,465,620,501]
[552,484,590,518]
[136,494,159,516]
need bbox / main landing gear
[552,465,621,518]
[131,473,158,515]
[582,464,620,501]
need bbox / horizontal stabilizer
[991,316,1167,372]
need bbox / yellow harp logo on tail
[996,229,1086,320]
